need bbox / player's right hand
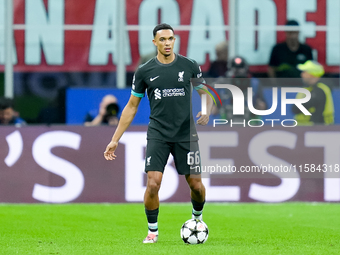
[104,141,118,160]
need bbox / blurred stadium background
[1,0,340,203]
[1,1,340,254]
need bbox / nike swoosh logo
[150,76,159,81]
[190,166,198,170]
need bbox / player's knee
[190,180,205,194]
[147,180,161,194]
[146,171,162,194]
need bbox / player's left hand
[196,112,209,125]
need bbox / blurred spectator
[84,94,120,126]
[0,97,26,126]
[207,41,229,78]
[219,56,267,121]
[292,60,334,125]
[268,20,313,78]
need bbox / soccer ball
[180,219,209,244]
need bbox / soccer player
[103,23,213,243]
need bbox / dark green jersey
[132,54,204,142]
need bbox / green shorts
[145,140,201,175]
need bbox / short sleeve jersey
[131,54,204,142]
[269,42,313,78]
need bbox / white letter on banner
[32,131,84,203]
[4,130,23,167]
[0,0,17,64]
[199,132,240,201]
[120,132,178,202]
[139,0,180,57]
[248,131,300,202]
[187,0,226,64]
[89,0,131,65]
[305,132,340,201]
[326,0,340,65]
[25,0,64,65]
[236,0,276,64]
[287,0,316,42]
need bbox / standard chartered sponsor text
[162,88,185,97]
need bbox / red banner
[0,0,339,73]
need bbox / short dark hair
[153,23,174,37]
[285,20,299,26]
[0,97,14,110]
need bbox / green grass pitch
[0,203,339,255]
